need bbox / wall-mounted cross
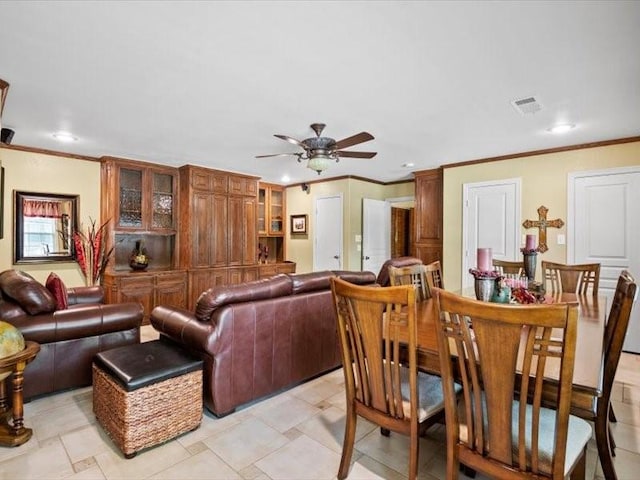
[522,205,564,253]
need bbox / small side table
[0,341,40,447]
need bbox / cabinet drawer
[120,275,154,289]
[156,271,187,287]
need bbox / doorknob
[333,255,340,259]
[364,256,370,260]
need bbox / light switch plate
[355,234,362,242]
[557,234,566,245]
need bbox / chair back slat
[434,290,579,478]
[332,278,416,421]
[542,261,600,295]
[425,261,445,290]
[389,264,430,301]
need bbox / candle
[525,234,536,251]
[477,247,492,272]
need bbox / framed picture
[290,214,308,235]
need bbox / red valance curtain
[23,200,62,218]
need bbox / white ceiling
[1,1,639,185]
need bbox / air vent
[510,96,543,115]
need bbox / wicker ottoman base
[92,342,203,458]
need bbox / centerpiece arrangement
[130,240,149,271]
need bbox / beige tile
[255,434,341,480]
[140,324,160,343]
[94,439,191,479]
[0,437,74,480]
[610,421,640,455]
[611,399,640,426]
[61,424,112,464]
[343,454,409,480]
[175,410,241,448]
[594,447,640,479]
[31,397,95,442]
[326,391,347,411]
[291,378,345,405]
[296,406,377,453]
[623,384,640,405]
[252,395,321,433]
[149,449,241,479]
[64,465,107,480]
[24,387,93,417]
[355,426,441,476]
[203,417,288,471]
[0,430,41,463]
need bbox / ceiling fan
[256,123,377,174]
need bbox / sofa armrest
[67,285,105,305]
[12,302,143,344]
[151,305,215,353]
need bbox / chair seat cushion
[400,368,461,422]
[459,399,592,475]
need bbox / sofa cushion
[290,271,335,294]
[0,270,56,315]
[45,272,69,310]
[333,270,377,286]
[195,274,293,322]
[376,257,424,286]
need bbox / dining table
[401,289,612,477]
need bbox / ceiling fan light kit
[257,123,377,175]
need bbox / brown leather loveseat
[151,270,376,417]
[0,270,144,400]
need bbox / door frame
[461,177,522,285]
[567,165,640,263]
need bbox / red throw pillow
[45,272,69,310]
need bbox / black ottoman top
[94,341,203,392]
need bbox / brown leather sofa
[0,270,144,400]
[151,270,376,417]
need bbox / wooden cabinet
[178,165,260,308]
[103,270,187,324]
[101,157,178,271]
[258,183,285,236]
[413,168,443,265]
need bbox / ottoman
[92,340,203,458]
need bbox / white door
[462,178,521,288]
[569,167,640,353]
[362,198,391,274]
[314,194,343,271]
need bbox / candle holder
[469,269,501,302]
[522,251,537,282]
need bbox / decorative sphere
[0,321,25,381]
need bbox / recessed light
[52,131,77,142]
[281,175,290,183]
[402,163,415,168]
[547,124,575,134]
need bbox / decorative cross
[522,205,564,253]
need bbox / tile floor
[1,326,639,480]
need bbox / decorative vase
[130,240,149,271]
[491,286,511,304]
[523,252,537,282]
[474,277,496,302]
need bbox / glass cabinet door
[269,189,283,234]
[152,172,174,229]
[119,168,143,227]
[258,188,267,234]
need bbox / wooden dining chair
[424,260,444,291]
[388,264,430,301]
[433,289,592,479]
[573,270,636,480]
[541,261,600,295]
[493,258,524,276]
[330,277,449,480]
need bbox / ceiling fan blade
[333,132,374,150]
[335,151,377,159]
[255,153,300,158]
[274,134,307,149]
